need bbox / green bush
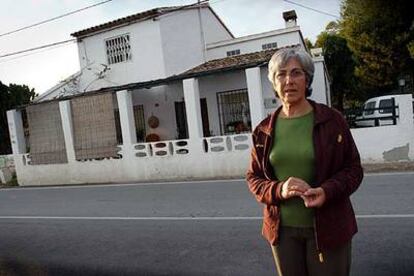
[3,172,18,187]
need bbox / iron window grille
[105,34,132,65]
[217,89,251,135]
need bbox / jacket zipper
[313,213,324,263]
[312,119,324,263]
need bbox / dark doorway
[200,98,211,137]
[175,98,211,139]
[175,101,188,139]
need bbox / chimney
[283,10,297,28]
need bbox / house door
[175,98,210,139]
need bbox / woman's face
[274,58,307,106]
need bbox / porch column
[6,109,26,155]
[59,101,76,162]
[245,67,265,128]
[183,78,204,140]
[116,90,137,146]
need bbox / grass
[0,172,19,188]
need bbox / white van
[355,95,399,127]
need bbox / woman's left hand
[301,187,326,208]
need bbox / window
[262,42,278,50]
[364,101,375,115]
[226,49,240,57]
[217,89,251,135]
[379,99,394,114]
[105,34,132,65]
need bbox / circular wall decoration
[145,133,160,142]
[148,115,159,128]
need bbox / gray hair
[267,48,315,97]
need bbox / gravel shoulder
[363,161,414,173]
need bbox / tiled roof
[71,4,207,38]
[182,44,300,76]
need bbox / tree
[340,0,414,93]
[304,38,314,50]
[408,41,414,59]
[0,82,37,154]
[315,22,358,110]
[8,84,37,108]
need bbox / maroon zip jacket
[246,100,363,250]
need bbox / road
[0,172,413,275]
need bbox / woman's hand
[301,187,326,208]
[281,177,311,199]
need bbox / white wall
[13,135,252,186]
[351,94,414,163]
[159,10,205,77]
[159,8,234,76]
[77,19,166,92]
[311,57,331,105]
[199,8,233,44]
[206,29,303,60]
[75,7,235,92]
[352,125,414,163]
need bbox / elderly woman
[246,48,363,276]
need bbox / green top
[269,111,315,227]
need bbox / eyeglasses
[275,68,305,81]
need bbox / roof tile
[183,44,300,75]
[71,4,207,38]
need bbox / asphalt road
[0,172,413,276]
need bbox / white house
[7,3,333,186]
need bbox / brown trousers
[271,227,351,276]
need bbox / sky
[0,0,341,95]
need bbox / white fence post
[6,109,26,155]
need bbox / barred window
[262,42,278,50]
[105,34,132,65]
[217,89,251,135]
[226,49,240,57]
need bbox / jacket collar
[256,99,332,136]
